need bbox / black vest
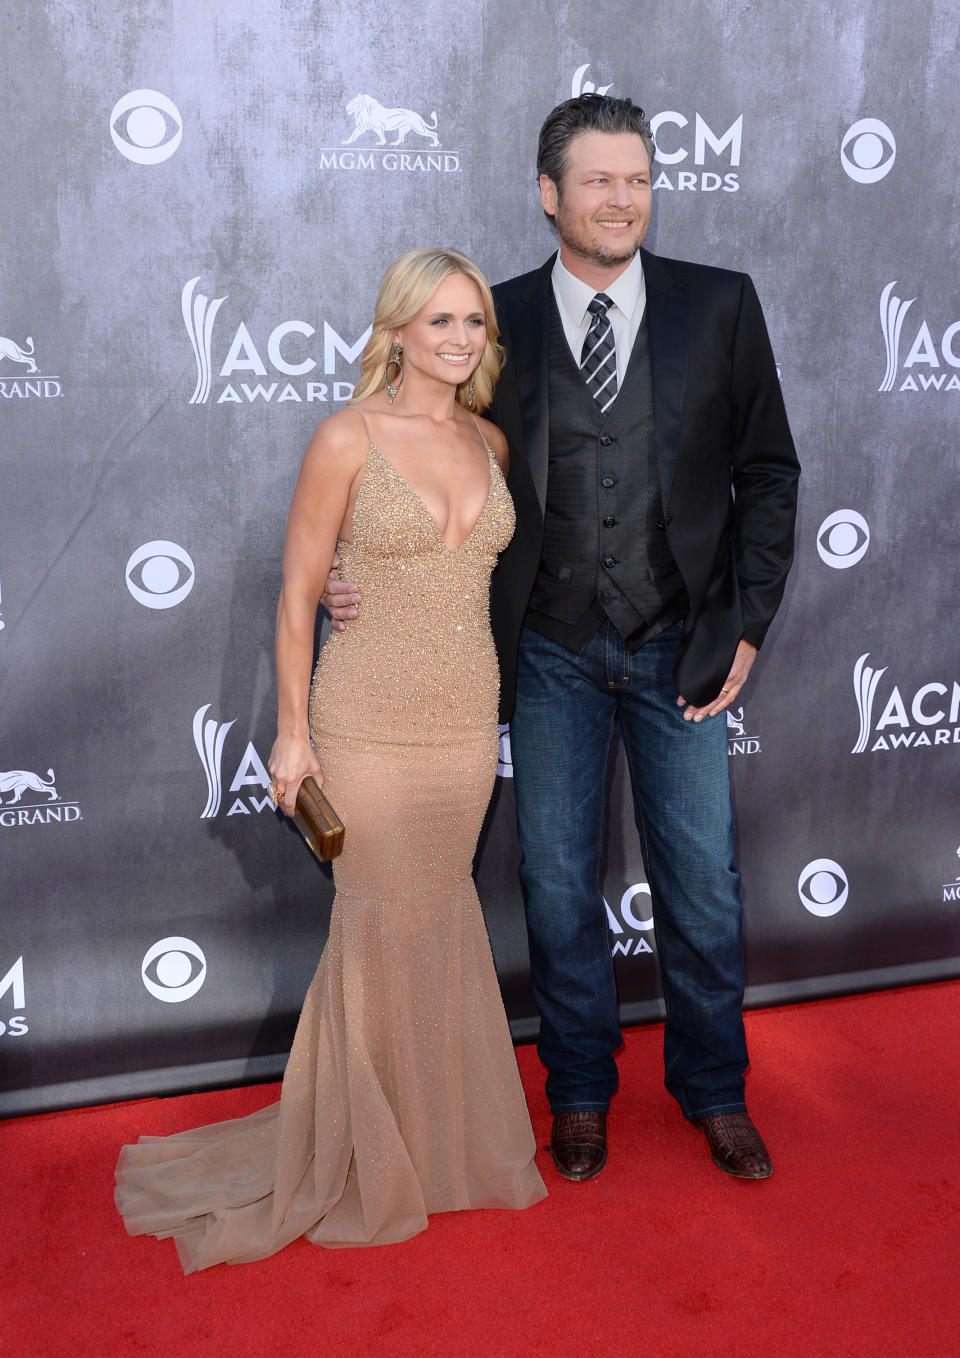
[524,298,688,651]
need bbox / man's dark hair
[536,94,656,220]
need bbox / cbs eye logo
[141,937,207,1002]
[816,509,870,569]
[110,90,183,164]
[841,118,896,184]
[126,540,196,609]
[798,859,848,917]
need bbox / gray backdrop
[2,0,958,1116]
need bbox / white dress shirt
[550,250,647,390]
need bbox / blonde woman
[114,249,545,1271]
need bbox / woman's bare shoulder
[302,406,370,467]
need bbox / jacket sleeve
[728,274,801,648]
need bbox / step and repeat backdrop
[2,1,958,1115]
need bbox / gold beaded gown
[114,423,546,1272]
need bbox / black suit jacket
[487,248,801,721]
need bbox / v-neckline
[367,438,494,554]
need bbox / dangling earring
[385,342,403,403]
[467,378,476,407]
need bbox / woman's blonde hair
[352,248,504,412]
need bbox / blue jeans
[510,623,748,1119]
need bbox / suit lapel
[507,258,553,517]
[507,251,687,513]
[641,248,687,507]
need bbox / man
[328,94,799,1183]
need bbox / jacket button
[603,515,617,528]
[602,555,617,569]
[599,434,614,447]
[601,476,615,489]
[657,513,674,529]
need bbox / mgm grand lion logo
[725,706,746,738]
[1,767,81,826]
[0,331,61,399]
[343,94,440,147]
[0,768,59,804]
[0,335,38,373]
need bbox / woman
[114,249,546,1271]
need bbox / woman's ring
[268,782,281,805]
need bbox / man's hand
[321,551,362,632]
[677,639,757,723]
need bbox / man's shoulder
[492,257,555,305]
[642,248,751,296]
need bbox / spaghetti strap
[356,409,374,446]
[469,414,493,456]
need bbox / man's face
[540,130,653,276]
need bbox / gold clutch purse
[292,776,345,861]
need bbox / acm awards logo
[878,281,960,394]
[0,332,63,400]
[0,767,83,828]
[182,277,369,406]
[942,846,960,904]
[0,956,27,1038]
[318,92,462,174]
[852,654,960,754]
[606,883,655,958]
[194,704,274,817]
[571,65,742,193]
[571,65,613,97]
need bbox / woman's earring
[385,342,403,403]
[467,379,476,407]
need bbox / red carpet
[4,983,959,1358]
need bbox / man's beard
[554,204,642,269]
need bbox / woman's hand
[268,733,324,818]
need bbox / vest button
[601,476,615,489]
[602,555,617,569]
[603,516,617,528]
[599,434,614,447]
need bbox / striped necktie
[580,292,618,412]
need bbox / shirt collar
[551,249,645,325]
